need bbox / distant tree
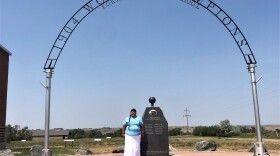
[231,126,241,136]
[6,124,16,143]
[87,129,103,138]
[192,126,203,136]
[239,126,251,133]
[94,130,103,138]
[5,124,32,142]
[169,128,181,136]
[17,126,32,140]
[193,120,241,137]
[219,120,232,134]
[206,126,221,136]
[89,130,96,138]
[261,126,268,135]
[192,126,220,137]
[218,119,233,137]
[113,128,122,137]
[69,129,86,139]
[250,126,256,133]
[238,126,267,134]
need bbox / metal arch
[190,0,257,64]
[44,0,116,69]
[44,0,257,70]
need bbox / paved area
[70,151,279,156]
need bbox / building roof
[32,129,70,137]
[0,44,12,55]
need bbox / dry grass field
[7,135,280,156]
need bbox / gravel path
[69,151,279,156]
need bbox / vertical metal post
[186,115,189,134]
[43,69,53,156]
[248,64,268,156]
[183,108,191,135]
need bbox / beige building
[32,129,70,141]
[0,44,12,149]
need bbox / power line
[183,107,191,134]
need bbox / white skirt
[124,134,141,156]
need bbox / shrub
[5,124,32,142]
[193,126,220,137]
[69,129,86,139]
[169,128,181,136]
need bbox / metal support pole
[43,69,53,156]
[183,108,191,135]
[187,115,189,134]
[248,64,269,156]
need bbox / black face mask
[128,112,136,126]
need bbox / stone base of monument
[0,149,15,156]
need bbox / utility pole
[183,108,191,135]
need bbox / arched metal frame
[44,0,256,69]
[42,0,268,156]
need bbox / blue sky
[1,0,279,129]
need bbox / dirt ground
[69,150,280,156]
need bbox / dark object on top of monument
[149,97,156,107]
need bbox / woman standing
[122,108,144,156]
